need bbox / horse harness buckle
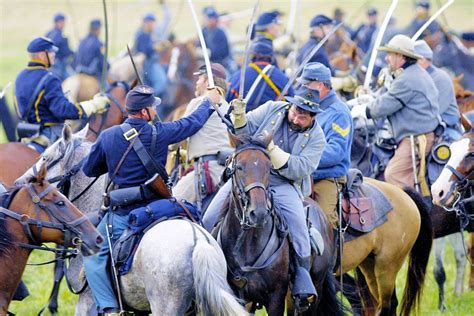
[123,128,139,141]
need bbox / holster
[145,173,172,198]
[17,121,40,139]
[108,185,156,208]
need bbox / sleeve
[136,33,155,58]
[159,98,212,144]
[43,76,85,120]
[235,100,275,135]
[82,133,108,177]
[159,4,172,34]
[367,77,413,119]
[278,125,326,181]
[210,29,230,61]
[317,112,352,168]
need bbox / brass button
[271,120,275,125]
[301,144,305,148]
[304,133,309,137]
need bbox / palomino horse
[0,163,102,315]
[0,82,127,188]
[62,73,100,103]
[18,126,246,316]
[218,134,343,315]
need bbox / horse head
[8,163,102,256]
[431,129,474,207]
[229,132,273,228]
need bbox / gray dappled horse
[17,125,246,316]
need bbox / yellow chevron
[332,122,349,137]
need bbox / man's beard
[288,121,305,132]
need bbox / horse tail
[192,238,247,316]
[401,187,434,316]
[317,272,347,316]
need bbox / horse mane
[235,134,268,151]
[0,186,22,257]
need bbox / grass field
[2,0,474,315]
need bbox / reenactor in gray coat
[202,87,326,306]
[351,34,440,191]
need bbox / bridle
[0,182,90,256]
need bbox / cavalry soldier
[45,13,74,81]
[81,84,221,315]
[14,37,109,153]
[352,7,378,54]
[203,87,326,308]
[201,6,236,75]
[172,63,232,205]
[299,62,353,227]
[252,11,282,45]
[404,0,441,40]
[297,14,334,75]
[134,13,167,96]
[226,40,294,112]
[415,40,462,140]
[72,19,106,82]
[351,34,440,192]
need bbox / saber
[0,82,11,99]
[277,22,343,101]
[101,0,109,91]
[239,0,260,100]
[410,135,421,193]
[412,0,454,41]
[364,0,399,88]
[187,0,234,131]
[286,0,297,36]
[127,44,143,85]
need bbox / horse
[18,126,246,316]
[217,134,343,316]
[0,163,102,315]
[62,73,100,103]
[452,73,474,114]
[0,82,127,188]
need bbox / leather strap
[175,199,197,223]
[249,63,281,97]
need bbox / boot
[292,254,317,311]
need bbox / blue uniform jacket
[134,29,156,59]
[225,61,294,111]
[312,90,353,180]
[15,61,85,124]
[202,26,230,64]
[82,99,213,188]
[73,33,105,79]
[45,28,74,60]
[297,37,334,75]
[352,23,377,53]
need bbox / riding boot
[291,254,317,311]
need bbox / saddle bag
[17,121,41,139]
[342,197,374,233]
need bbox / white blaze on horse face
[431,138,470,205]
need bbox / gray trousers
[202,180,310,257]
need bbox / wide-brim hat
[378,34,422,59]
[286,88,323,114]
[193,63,227,80]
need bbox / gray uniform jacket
[367,63,440,143]
[237,101,326,197]
[427,65,460,128]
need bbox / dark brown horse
[0,82,128,188]
[218,134,343,315]
[0,163,102,314]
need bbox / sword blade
[127,44,143,85]
[239,0,261,100]
[412,0,454,41]
[277,22,343,101]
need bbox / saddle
[341,169,393,241]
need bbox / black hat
[125,85,162,111]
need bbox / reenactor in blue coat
[45,13,74,80]
[226,40,294,111]
[352,8,378,54]
[404,0,441,40]
[297,15,334,75]
[201,7,236,75]
[298,63,353,226]
[252,11,282,44]
[81,84,221,315]
[73,19,106,82]
[14,37,109,153]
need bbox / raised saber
[412,0,454,41]
[187,0,234,131]
[364,0,399,89]
[101,0,109,91]
[127,44,143,85]
[0,82,11,99]
[410,135,421,193]
[239,0,260,100]
[277,22,343,101]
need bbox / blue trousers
[83,212,129,312]
[203,180,311,257]
[28,125,64,153]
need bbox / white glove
[80,94,109,116]
[267,140,290,169]
[357,94,374,105]
[351,103,368,119]
[230,99,247,129]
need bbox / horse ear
[461,113,473,131]
[228,131,240,148]
[62,124,73,143]
[76,124,89,139]
[35,163,47,184]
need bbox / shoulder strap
[23,72,51,120]
[244,63,272,103]
[120,123,169,183]
[249,63,281,97]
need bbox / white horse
[17,125,247,316]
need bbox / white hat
[378,34,422,59]
[414,40,433,59]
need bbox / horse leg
[373,260,399,316]
[433,237,447,311]
[449,233,467,296]
[358,259,379,316]
[266,290,287,316]
[470,233,474,289]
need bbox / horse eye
[55,200,65,207]
[236,164,244,171]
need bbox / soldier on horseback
[45,13,74,81]
[14,37,109,153]
[203,87,326,308]
[351,34,440,192]
[298,62,354,227]
[81,84,221,315]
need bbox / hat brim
[296,77,311,84]
[48,46,59,53]
[153,97,162,107]
[286,96,323,114]
[378,45,422,59]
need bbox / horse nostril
[96,235,104,246]
[438,190,444,198]
[249,210,257,223]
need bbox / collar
[256,31,275,41]
[124,117,149,125]
[27,60,48,69]
[253,61,270,66]
[319,90,338,110]
[426,65,435,74]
